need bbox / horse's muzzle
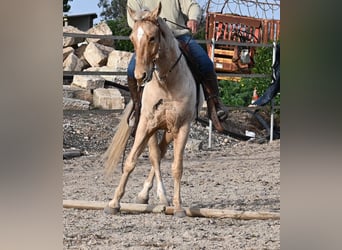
[136,70,153,86]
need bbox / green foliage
[219,45,280,107]
[98,0,127,20]
[106,18,134,52]
[63,0,72,13]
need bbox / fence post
[269,41,277,142]
[208,38,217,149]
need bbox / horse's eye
[149,37,155,43]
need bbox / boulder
[63,47,74,61]
[63,53,83,71]
[107,50,133,70]
[84,66,127,83]
[71,75,105,89]
[63,26,86,47]
[84,42,114,67]
[87,22,114,46]
[93,88,125,110]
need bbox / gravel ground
[63,109,280,250]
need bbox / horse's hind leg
[137,131,172,206]
[136,131,173,205]
[171,124,190,218]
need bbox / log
[63,200,279,220]
[63,149,82,159]
[63,200,166,213]
[165,207,280,220]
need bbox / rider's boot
[201,71,228,132]
[127,76,142,137]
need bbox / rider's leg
[177,35,228,130]
[127,54,141,137]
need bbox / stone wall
[63,22,133,110]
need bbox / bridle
[136,18,188,83]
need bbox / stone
[63,26,86,47]
[71,75,105,89]
[87,22,114,46]
[63,97,90,110]
[185,138,203,151]
[107,50,133,70]
[84,66,126,83]
[93,88,125,110]
[63,47,74,61]
[63,85,93,103]
[84,42,114,67]
[63,53,83,71]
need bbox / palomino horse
[103,3,203,217]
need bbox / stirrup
[217,109,228,120]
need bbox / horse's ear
[151,2,162,19]
[127,6,136,20]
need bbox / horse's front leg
[171,124,190,218]
[104,119,151,215]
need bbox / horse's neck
[155,35,183,78]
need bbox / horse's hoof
[104,205,120,215]
[174,209,186,218]
[159,200,170,206]
[136,197,149,204]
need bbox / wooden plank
[63,200,279,220]
[214,49,235,57]
[63,200,166,213]
[217,76,241,82]
[165,207,280,220]
[208,13,262,28]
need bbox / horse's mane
[156,17,178,49]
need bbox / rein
[152,18,193,80]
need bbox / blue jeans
[127,34,214,78]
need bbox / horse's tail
[102,100,133,178]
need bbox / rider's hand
[187,19,198,34]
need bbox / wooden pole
[63,200,279,220]
[63,200,165,213]
[165,207,280,220]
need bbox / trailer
[205,12,280,74]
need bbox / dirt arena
[63,110,280,249]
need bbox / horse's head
[128,3,162,86]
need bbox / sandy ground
[63,110,280,249]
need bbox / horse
[103,2,203,218]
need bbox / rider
[126,0,228,135]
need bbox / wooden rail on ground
[63,200,280,220]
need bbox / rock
[84,42,114,67]
[84,66,126,83]
[87,22,114,46]
[63,53,83,71]
[185,138,203,151]
[63,26,86,47]
[93,88,125,110]
[71,75,105,89]
[74,44,91,70]
[63,85,93,103]
[63,47,75,61]
[63,97,90,110]
[107,50,133,70]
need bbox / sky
[68,0,280,24]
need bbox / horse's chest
[145,99,188,132]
